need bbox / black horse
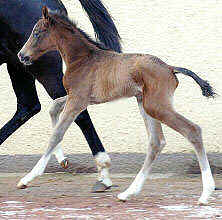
[0,0,121,190]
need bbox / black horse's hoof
[91,181,111,193]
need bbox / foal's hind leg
[118,97,166,201]
[142,94,215,205]
[49,96,69,168]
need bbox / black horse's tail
[173,67,216,98]
[78,0,122,53]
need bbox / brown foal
[18,6,216,205]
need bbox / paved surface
[0,173,222,219]
[0,153,222,219]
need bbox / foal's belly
[89,83,142,105]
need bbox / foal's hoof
[198,196,210,206]
[91,181,111,193]
[60,159,69,169]
[198,200,208,206]
[17,181,27,189]
[117,192,128,202]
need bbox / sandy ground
[0,0,222,156]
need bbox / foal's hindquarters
[116,58,215,205]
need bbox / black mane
[49,11,112,51]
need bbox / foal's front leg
[17,96,84,188]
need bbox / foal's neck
[54,27,97,68]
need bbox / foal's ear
[42,6,49,20]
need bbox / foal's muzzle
[17,52,32,65]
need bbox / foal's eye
[33,32,40,38]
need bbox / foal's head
[18,6,60,65]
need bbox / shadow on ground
[0,153,221,174]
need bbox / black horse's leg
[74,110,105,156]
[0,63,41,145]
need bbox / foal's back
[87,51,176,104]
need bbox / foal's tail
[173,67,216,98]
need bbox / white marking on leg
[186,125,215,205]
[118,171,146,201]
[118,100,166,201]
[199,167,215,205]
[54,146,66,164]
[18,155,51,187]
[95,152,112,187]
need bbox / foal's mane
[47,11,111,51]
